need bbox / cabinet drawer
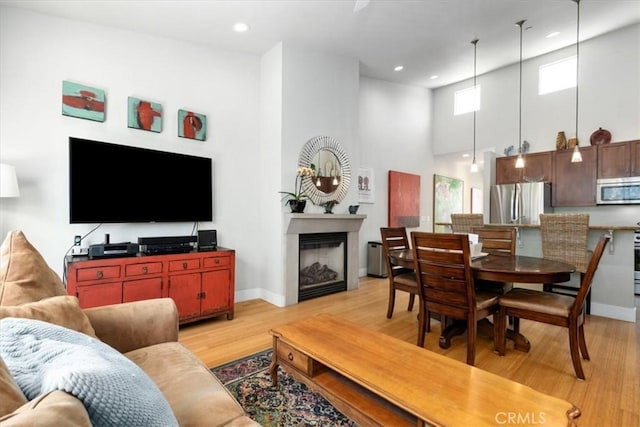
[75,266,121,282]
[169,259,200,272]
[276,340,324,376]
[202,256,230,268]
[125,262,162,277]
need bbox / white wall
[432,24,640,157]
[0,7,266,297]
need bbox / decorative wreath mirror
[299,135,351,206]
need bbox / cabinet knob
[182,262,187,269]
[97,271,103,279]
[142,267,148,274]
[287,352,294,361]
[214,258,220,264]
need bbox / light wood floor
[179,276,639,427]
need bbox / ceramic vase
[288,200,306,213]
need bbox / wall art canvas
[471,187,483,214]
[178,109,207,141]
[61,80,105,122]
[358,167,375,203]
[388,170,420,227]
[433,174,464,232]
[128,96,162,132]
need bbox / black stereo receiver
[89,242,139,259]
[138,235,197,255]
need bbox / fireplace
[299,232,347,301]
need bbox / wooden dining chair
[539,213,592,313]
[380,227,419,319]
[471,226,517,295]
[450,214,484,234]
[495,234,610,380]
[411,232,499,366]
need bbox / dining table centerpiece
[279,166,316,213]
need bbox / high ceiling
[2,0,639,89]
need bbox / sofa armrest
[83,298,179,354]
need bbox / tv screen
[69,137,213,223]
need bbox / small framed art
[62,81,106,122]
[178,109,206,141]
[128,96,162,132]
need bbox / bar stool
[539,213,591,313]
[450,214,484,234]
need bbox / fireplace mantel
[283,213,366,306]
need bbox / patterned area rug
[211,349,357,426]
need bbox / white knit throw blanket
[0,317,178,427]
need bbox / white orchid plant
[279,166,317,203]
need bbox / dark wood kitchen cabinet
[552,146,597,206]
[495,152,552,185]
[598,140,640,178]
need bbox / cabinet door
[123,278,163,303]
[495,156,522,184]
[76,282,122,309]
[552,146,597,206]
[631,140,640,176]
[598,142,630,178]
[523,152,552,182]
[201,269,231,315]
[168,273,201,321]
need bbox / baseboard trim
[590,302,636,323]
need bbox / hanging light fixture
[470,38,479,173]
[515,19,526,169]
[571,0,583,163]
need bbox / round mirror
[299,135,351,205]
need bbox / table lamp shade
[0,163,20,197]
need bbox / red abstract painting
[388,170,420,227]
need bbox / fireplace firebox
[298,232,347,301]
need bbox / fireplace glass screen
[298,232,347,301]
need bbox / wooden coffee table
[269,313,580,427]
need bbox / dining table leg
[438,319,531,353]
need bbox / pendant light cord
[575,0,580,142]
[516,20,525,155]
[472,39,478,165]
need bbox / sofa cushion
[1,317,178,427]
[0,390,91,427]
[0,356,27,417]
[0,230,66,306]
[0,295,96,337]
[126,342,256,427]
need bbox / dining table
[388,250,576,352]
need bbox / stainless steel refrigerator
[490,182,553,225]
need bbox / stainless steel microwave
[596,176,640,204]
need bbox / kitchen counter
[436,222,639,231]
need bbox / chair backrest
[471,226,516,256]
[380,227,412,277]
[571,234,610,317]
[450,214,484,234]
[539,213,589,273]
[410,232,474,319]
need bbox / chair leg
[578,323,590,360]
[417,300,426,347]
[425,309,431,333]
[496,308,506,356]
[466,317,476,366]
[569,322,586,380]
[386,287,396,319]
[407,293,415,312]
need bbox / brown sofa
[0,230,260,427]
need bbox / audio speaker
[198,229,217,251]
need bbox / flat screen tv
[69,137,213,223]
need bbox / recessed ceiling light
[462,153,470,158]
[233,22,249,33]
[394,65,404,72]
[546,31,560,38]
[429,75,439,80]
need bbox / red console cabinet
[66,248,235,324]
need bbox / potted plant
[279,166,316,213]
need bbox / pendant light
[571,0,583,163]
[470,39,479,173]
[515,20,526,169]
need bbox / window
[454,86,480,116]
[539,56,576,95]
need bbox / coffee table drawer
[276,340,322,376]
